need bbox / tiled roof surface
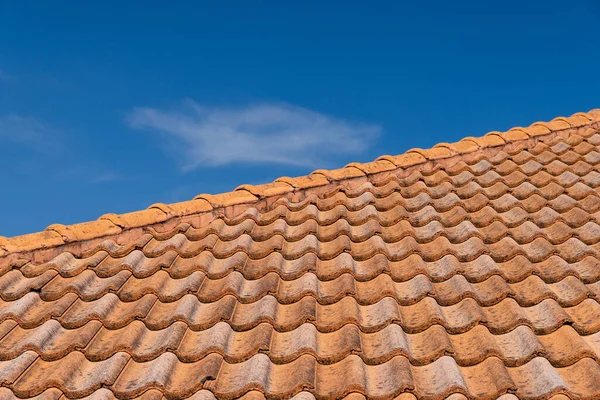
[1,110,600,399]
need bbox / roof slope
[0,109,600,399]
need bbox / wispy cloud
[90,172,122,184]
[53,166,122,184]
[0,69,11,81]
[0,114,60,153]
[0,114,120,184]
[126,101,381,169]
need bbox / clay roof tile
[1,109,600,398]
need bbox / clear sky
[1,1,599,237]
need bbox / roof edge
[2,108,600,257]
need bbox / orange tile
[1,110,600,398]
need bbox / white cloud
[126,101,381,169]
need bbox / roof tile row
[1,110,599,259]
[4,352,600,399]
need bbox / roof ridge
[2,108,600,257]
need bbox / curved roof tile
[0,109,600,398]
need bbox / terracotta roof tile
[1,109,600,398]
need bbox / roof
[1,109,600,399]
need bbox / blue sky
[1,1,599,237]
